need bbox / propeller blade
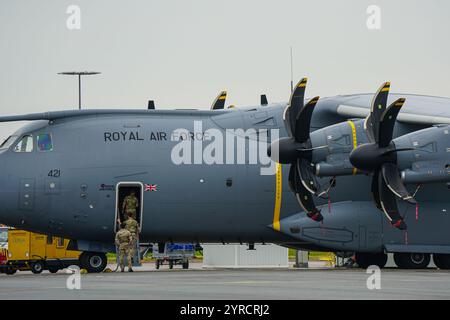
[288,164,323,222]
[381,163,416,204]
[378,170,407,230]
[378,98,405,148]
[298,158,323,197]
[286,78,307,137]
[295,96,320,143]
[371,171,382,210]
[211,91,227,110]
[366,82,390,142]
[261,94,268,106]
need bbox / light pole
[58,71,101,109]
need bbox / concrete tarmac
[1,263,450,300]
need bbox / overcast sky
[0,0,449,140]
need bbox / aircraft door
[115,182,144,232]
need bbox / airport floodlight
[58,71,101,110]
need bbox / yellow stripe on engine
[347,120,358,175]
[273,163,282,231]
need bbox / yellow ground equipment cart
[0,228,81,275]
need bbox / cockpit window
[37,133,53,152]
[14,135,33,153]
[0,135,18,150]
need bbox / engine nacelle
[310,119,368,177]
[402,168,450,184]
[395,125,450,185]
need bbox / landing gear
[5,267,17,275]
[79,252,107,273]
[355,252,387,269]
[48,267,60,274]
[30,261,44,274]
[394,253,430,269]
[182,260,189,269]
[433,254,450,270]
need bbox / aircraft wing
[332,93,450,125]
[0,109,230,123]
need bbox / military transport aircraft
[0,78,449,272]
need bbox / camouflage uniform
[125,217,139,259]
[122,194,138,220]
[115,228,132,271]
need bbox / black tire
[433,254,450,270]
[182,261,189,269]
[30,261,44,274]
[79,252,107,273]
[48,267,59,274]
[394,253,430,269]
[5,268,16,275]
[155,260,160,269]
[169,261,173,269]
[355,252,387,269]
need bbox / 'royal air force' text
[103,131,211,142]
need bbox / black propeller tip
[308,211,323,222]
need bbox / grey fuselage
[0,94,449,254]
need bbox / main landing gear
[79,252,107,273]
[394,253,430,269]
[355,252,387,269]
[355,252,450,269]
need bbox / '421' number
[48,169,61,177]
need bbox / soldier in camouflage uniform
[122,191,139,220]
[115,224,133,272]
[124,212,140,262]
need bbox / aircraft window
[37,133,53,152]
[47,236,53,245]
[0,135,18,150]
[14,135,33,153]
[57,237,64,247]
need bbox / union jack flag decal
[145,184,157,192]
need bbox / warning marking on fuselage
[273,163,282,231]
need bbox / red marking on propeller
[393,220,403,228]
[328,199,332,213]
[416,203,419,221]
[404,231,409,245]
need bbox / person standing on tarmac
[124,212,140,266]
[115,224,133,272]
